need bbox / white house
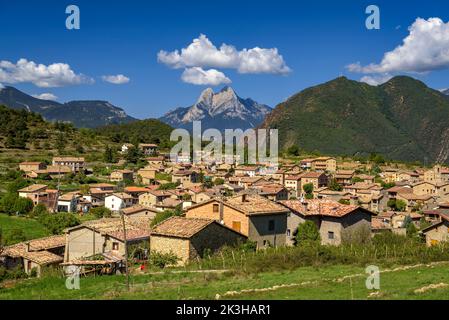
[105,193,134,212]
[57,193,80,213]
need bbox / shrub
[149,251,180,268]
[341,224,371,245]
[295,221,320,245]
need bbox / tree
[214,178,225,186]
[419,217,431,230]
[90,207,112,219]
[328,179,343,191]
[387,199,406,212]
[303,183,314,199]
[286,145,300,156]
[103,145,114,163]
[125,146,141,164]
[13,197,34,215]
[54,132,66,154]
[295,221,320,245]
[6,229,26,245]
[38,213,80,235]
[31,203,49,218]
[151,207,182,227]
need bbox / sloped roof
[279,199,374,218]
[18,184,48,193]
[151,217,214,238]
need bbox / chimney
[241,194,247,202]
[26,242,30,253]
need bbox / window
[213,204,219,213]
[328,231,335,240]
[268,220,275,231]
[286,229,291,237]
[112,242,119,251]
[232,221,241,232]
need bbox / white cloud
[181,67,231,86]
[32,93,58,101]
[360,74,393,86]
[347,18,449,74]
[0,59,93,87]
[101,74,130,84]
[0,83,4,89]
[158,34,291,76]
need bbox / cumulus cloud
[32,93,58,101]
[157,34,291,85]
[347,18,449,74]
[360,74,393,86]
[101,74,130,84]
[158,34,291,74]
[181,67,231,86]
[0,59,93,88]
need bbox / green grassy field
[0,213,50,244]
[1,262,448,300]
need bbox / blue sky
[1,0,449,119]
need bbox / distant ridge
[0,86,136,128]
[261,76,449,164]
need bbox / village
[1,141,449,280]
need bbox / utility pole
[120,210,130,291]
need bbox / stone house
[0,235,65,277]
[284,175,302,198]
[139,190,176,207]
[19,162,46,173]
[299,172,328,194]
[150,217,247,266]
[139,143,158,155]
[64,217,151,263]
[137,166,157,184]
[52,157,85,173]
[279,199,374,246]
[421,213,449,246]
[122,205,158,218]
[172,170,198,185]
[334,170,355,186]
[310,157,337,173]
[110,169,134,182]
[185,194,289,248]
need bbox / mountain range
[261,76,449,164]
[0,86,136,128]
[159,86,271,131]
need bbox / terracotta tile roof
[18,184,48,193]
[122,205,157,215]
[89,183,115,188]
[225,194,290,216]
[20,161,44,165]
[371,217,391,230]
[151,217,215,238]
[124,186,151,193]
[279,199,373,218]
[23,251,63,265]
[110,192,134,200]
[285,175,302,181]
[72,217,151,241]
[300,172,324,179]
[387,186,413,193]
[1,235,66,262]
[397,193,434,201]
